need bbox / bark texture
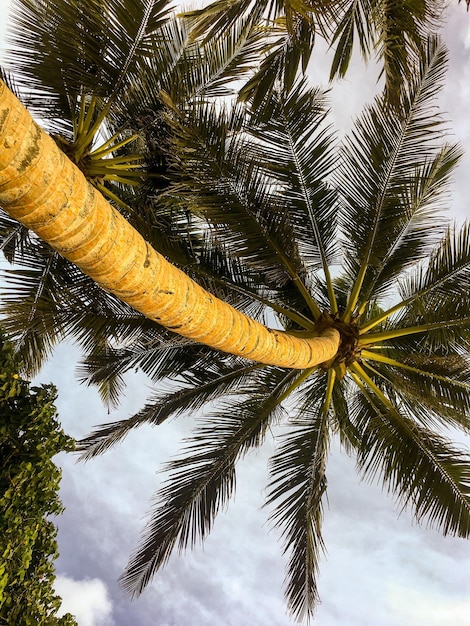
[0,81,340,368]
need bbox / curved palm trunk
[0,81,339,368]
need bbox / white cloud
[386,584,470,626]
[55,576,115,626]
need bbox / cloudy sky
[2,2,470,625]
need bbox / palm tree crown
[0,1,469,623]
[75,37,469,622]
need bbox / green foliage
[183,0,446,106]
[0,333,77,625]
[1,1,470,623]
[75,36,470,623]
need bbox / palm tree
[2,18,470,620]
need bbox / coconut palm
[183,0,448,107]
[78,37,470,622]
[2,23,470,621]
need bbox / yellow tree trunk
[0,81,340,369]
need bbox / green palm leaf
[329,0,373,80]
[266,370,333,622]
[160,99,314,299]
[0,210,31,264]
[350,367,470,537]
[336,35,451,320]
[5,0,172,132]
[120,367,303,595]
[248,81,339,313]
[361,351,470,432]
[77,359,262,458]
[361,223,470,349]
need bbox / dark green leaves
[266,371,333,622]
[349,369,470,538]
[0,332,77,624]
[120,367,302,595]
[337,36,457,319]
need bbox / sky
[1,2,470,625]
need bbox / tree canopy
[0,332,77,625]
[0,0,469,623]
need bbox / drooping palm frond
[185,0,446,107]
[328,0,373,80]
[183,0,336,108]
[266,370,333,623]
[120,366,306,595]
[77,357,262,458]
[0,235,171,378]
[349,366,470,537]
[329,0,442,105]
[238,16,318,109]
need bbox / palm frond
[336,35,450,320]
[356,143,462,315]
[360,221,470,337]
[78,339,129,411]
[0,209,31,263]
[5,0,173,130]
[178,13,268,99]
[0,243,68,374]
[329,0,373,81]
[266,370,333,622]
[160,99,313,300]
[330,374,361,451]
[248,80,340,313]
[350,364,470,538]
[397,222,470,329]
[120,366,303,595]
[361,350,470,433]
[0,238,172,377]
[77,358,261,458]
[372,0,438,106]
[239,18,316,109]
[183,0,266,43]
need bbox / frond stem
[323,368,336,415]
[276,366,317,406]
[89,133,141,159]
[349,361,394,410]
[361,349,470,391]
[94,183,131,211]
[359,318,470,346]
